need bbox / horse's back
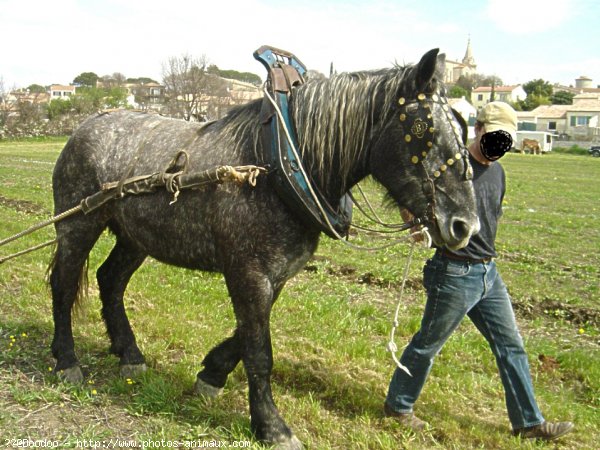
[57,112,209,179]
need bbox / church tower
[462,36,476,69]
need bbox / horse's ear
[436,52,446,77]
[415,48,439,91]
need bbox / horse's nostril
[451,218,472,241]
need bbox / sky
[2,0,599,90]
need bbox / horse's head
[370,49,479,250]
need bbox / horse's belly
[113,192,223,271]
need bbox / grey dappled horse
[49,49,478,449]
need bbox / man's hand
[400,208,425,243]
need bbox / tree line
[0,54,263,139]
[0,54,575,139]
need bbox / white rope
[0,204,82,248]
[386,227,432,376]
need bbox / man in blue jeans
[384,102,574,441]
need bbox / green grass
[0,141,598,449]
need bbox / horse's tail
[46,242,89,311]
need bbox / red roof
[472,85,520,93]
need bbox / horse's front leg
[195,285,285,398]
[194,331,241,398]
[225,268,302,450]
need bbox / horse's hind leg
[96,237,147,378]
[49,221,104,383]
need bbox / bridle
[396,89,473,229]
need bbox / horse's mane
[292,65,413,190]
[215,64,415,192]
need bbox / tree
[448,85,469,99]
[550,90,575,105]
[0,77,9,132]
[518,79,553,111]
[456,73,503,93]
[27,84,46,94]
[73,72,99,88]
[126,77,159,85]
[162,54,212,121]
[100,72,126,89]
[47,98,73,120]
[207,65,262,86]
[523,79,553,98]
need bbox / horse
[522,138,542,155]
[48,48,479,449]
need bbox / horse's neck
[292,94,375,199]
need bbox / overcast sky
[2,0,599,89]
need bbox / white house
[471,85,526,109]
[448,97,477,140]
[48,84,76,99]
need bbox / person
[384,102,574,441]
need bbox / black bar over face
[480,130,513,161]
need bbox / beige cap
[477,101,517,142]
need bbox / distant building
[126,82,165,111]
[516,92,600,140]
[552,75,600,96]
[444,38,477,84]
[49,84,76,99]
[471,85,526,109]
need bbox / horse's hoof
[57,366,84,384]
[193,378,223,399]
[120,363,147,378]
[273,435,304,450]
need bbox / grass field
[0,139,598,449]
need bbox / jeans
[386,254,544,429]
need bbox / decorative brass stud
[427,141,433,148]
[427,113,432,119]
[440,164,447,172]
[399,113,406,122]
[447,158,455,166]
[455,153,462,160]
[405,134,412,143]
[398,97,406,105]
[417,93,426,101]
[422,151,428,157]
[433,171,441,178]
[411,155,419,164]
[429,127,435,134]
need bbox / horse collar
[254,46,353,239]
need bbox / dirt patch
[513,296,599,327]
[305,256,423,291]
[0,194,48,215]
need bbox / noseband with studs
[397,90,473,225]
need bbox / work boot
[513,421,574,441]
[383,402,428,431]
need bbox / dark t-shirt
[446,156,505,260]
